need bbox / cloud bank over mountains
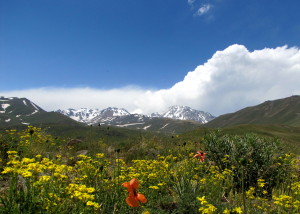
[2,44,300,116]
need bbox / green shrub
[202,131,292,193]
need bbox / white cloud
[187,0,196,6]
[194,4,212,16]
[1,87,147,113]
[1,44,300,116]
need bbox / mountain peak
[100,107,130,117]
[57,108,101,123]
[0,96,80,127]
[162,105,215,123]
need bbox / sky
[1,0,300,116]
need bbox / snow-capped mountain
[0,97,45,126]
[57,108,102,123]
[90,107,130,124]
[57,107,131,124]
[57,106,215,125]
[0,97,80,127]
[160,106,215,123]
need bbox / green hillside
[113,116,202,134]
[205,95,300,128]
[0,97,83,128]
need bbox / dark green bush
[203,131,291,193]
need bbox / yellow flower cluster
[119,158,172,188]
[222,207,243,214]
[273,193,300,211]
[204,165,233,183]
[74,154,109,184]
[66,183,96,202]
[257,178,266,188]
[197,196,218,214]
[291,181,300,195]
[246,187,255,199]
[43,193,62,211]
[2,151,74,182]
[273,195,293,208]
[86,200,101,209]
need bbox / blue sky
[1,0,300,115]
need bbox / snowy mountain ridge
[57,105,215,124]
[57,107,130,124]
[159,106,215,123]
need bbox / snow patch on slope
[116,122,145,127]
[143,125,151,130]
[31,101,40,111]
[160,123,169,129]
[0,104,10,113]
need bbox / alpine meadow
[1,0,300,213]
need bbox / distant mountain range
[57,106,215,125]
[150,106,215,123]
[1,95,299,133]
[205,95,300,128]
[0,97,213,133]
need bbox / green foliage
[202,131,293,193]
[0,126,300,214]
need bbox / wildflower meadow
[0,126,299,213]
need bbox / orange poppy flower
[194,150,207,162]
[122,178,147,207]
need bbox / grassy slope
[205,95,300,128]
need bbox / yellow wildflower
[7,151,18,155]
[86,201,101,209]
[22,170,33,177]
[95,153,105,158]
[257,179,265,188]
[233,207,243,213]
[149,186,159,190]
[2,167,14,174]
[246,187,255,199]
[223,208,230,214]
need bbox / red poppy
[194,150,207,162]
[122,178,147,207]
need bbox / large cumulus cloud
[2,44,300,116]
[134,44,300,115]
